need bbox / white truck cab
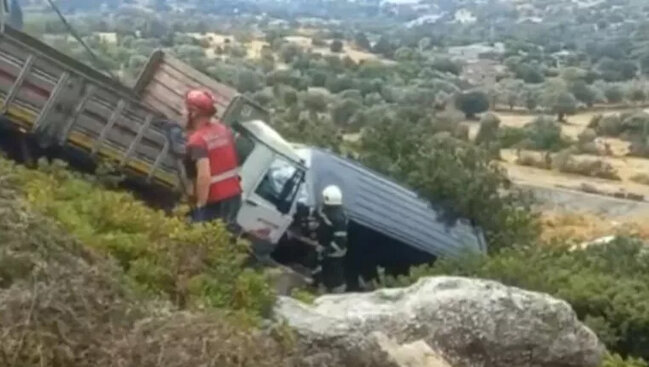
[231,119,307,250]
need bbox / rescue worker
[183,89,242,226]
[312,185,348,293]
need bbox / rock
[372,332,453,367]
[275,276,604,367]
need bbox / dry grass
[541,211,649,243]
[630,173,649,186]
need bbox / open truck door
[231,119,306,253]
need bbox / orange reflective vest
[187,121,242,203]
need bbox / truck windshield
[255,156,303,214]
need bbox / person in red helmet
[183,89,242,226]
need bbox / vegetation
[455,91,490,119]
[10,1,649,365]
[360,119,539,250]
[1,158,274,318]
[383,237,649,361]
[0,158,297,367]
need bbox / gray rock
[275,276,604,367]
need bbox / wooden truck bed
[133,50,270,126]
[0,26,180,190]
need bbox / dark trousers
[312,254,346,293]
[191,195,242,230]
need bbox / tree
[236,70,263,93]
[418,37,431,51]
[309,70,328,87]
[598,58,638,81]
[302,91,328,113]
[552,92,578,122]
[359,121,538,249]
[372,36,395,58]
[364,92,383,106]
[455,91,490,119]
[570,80,597,107]
[431,58,461,75]
[331,99,362,126]
[330,39,344,53]
[279,43,301,63]
[498,79,524,110]
[515,63,545,84]
[605,85,625,104]
[475,113,501,145]
[283,88,298,106]
[524,87,539,112]
[354,32,371,50]
[629,88,647,104]
[542,81,577,122]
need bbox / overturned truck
[0,22,486,292]
[134,50,487,289]
[280,147,487,290]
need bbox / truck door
[236,152,304,246]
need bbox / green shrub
[1,158,274,317]
[602,353,648,367]
[498,126,527,148]
[515,152,551,169]
[475,112,501,145]
[621,111,649,135]
[383,237,649,360]
[361,123,539,251]
[552,151,620,180]
[521,116,573,151]
[595,115,623,137]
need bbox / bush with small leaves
[516,152,551,169]
[594,114,623,137]
[576,128,601,154]
[578,128,597,144]
[552,151,620,180]
[475,112,501,145]
[498,126,527,148]
[4,158,275,317]
[621,111,649,136]
[520,116,573,151]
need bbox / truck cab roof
[238,120,305,167]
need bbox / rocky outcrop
[275,276,604,367]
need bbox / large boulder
[275,276,604,367]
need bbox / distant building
[447,43,505,63]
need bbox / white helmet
[322,185,343,206]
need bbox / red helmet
[185,89,217,117]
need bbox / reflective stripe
[334,231,347,237]
[328,249,347,258]
[210,168,239,184]
[328,242,347,258]
[318,210,333,226]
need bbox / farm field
[464,107,649,197]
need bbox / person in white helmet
[312,185,348,293]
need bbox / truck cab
[231,118,306,252]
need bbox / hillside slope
[0,159,300,366]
